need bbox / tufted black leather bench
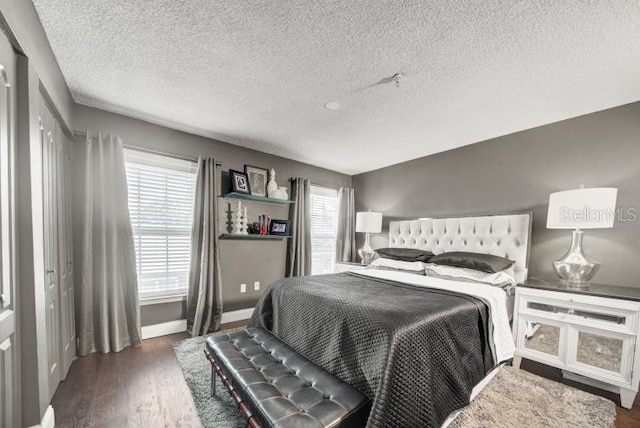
[204,327,370,428]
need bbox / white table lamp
[547,187,617,286]
[356,210,383,265]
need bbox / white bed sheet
[355,269,516,363]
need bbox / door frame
[0,26,19,428]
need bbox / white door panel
[40,100,61,399]
[57,129,74,377]
[0,336,14,428]
[0,28,18,428]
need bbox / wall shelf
[220,192,293,205]
[220,234,291,240]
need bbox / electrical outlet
[254,281,260,291]
[240,283,247,293]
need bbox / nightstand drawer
[517,289,638,335]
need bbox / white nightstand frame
[512,286,640,408]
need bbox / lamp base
[553,230,600,287]
[358,233,375,265]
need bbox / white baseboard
[221,308,254,324]
[29,405,55,428]
[140,308,253,340]
[141,319,187,340]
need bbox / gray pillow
[375,248,434,262]
[429,251,514,273]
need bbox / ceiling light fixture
[393,73,403,88]
[325,101,340,110]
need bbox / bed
[249,213,532,428]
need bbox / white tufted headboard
[388,213,532,283]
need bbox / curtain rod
[72,130,222,166]
[288,178,343,191]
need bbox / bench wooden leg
[211,362,217,397]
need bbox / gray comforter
[249,272,495,428]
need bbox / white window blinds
[124,150,197,298]
[310,185,339,275]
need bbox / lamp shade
[546,187,618,229]
[356,211,383,233]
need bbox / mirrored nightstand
[512,278,640,408]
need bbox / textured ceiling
[32,0,640,174]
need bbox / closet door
[0,30,17,428]
[57,129,74,378]
[40,99,60,400]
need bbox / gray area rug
[174,335,616,428]
[449,365,616,428]
[173,334,245,428]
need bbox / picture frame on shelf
[269,219,289,236]
[244,165,268,197]
[229,169,251,194]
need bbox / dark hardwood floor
[52,326,640,427]
[520,359,640,428]
[51,331,198,428]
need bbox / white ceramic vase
[272,187,289,200]
[267,168,278,198]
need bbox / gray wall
[353,101,640,288]
[140,302,186,326]
[73,104,351,325]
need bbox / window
[125,150,197,298]
[310,185,339,275]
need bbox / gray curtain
[187,157,223,336]
[335,187,357,262]
[286,177,311,277]
[75,133,141,356]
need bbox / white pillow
[369,258,427,272]
[424,263,516,287]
